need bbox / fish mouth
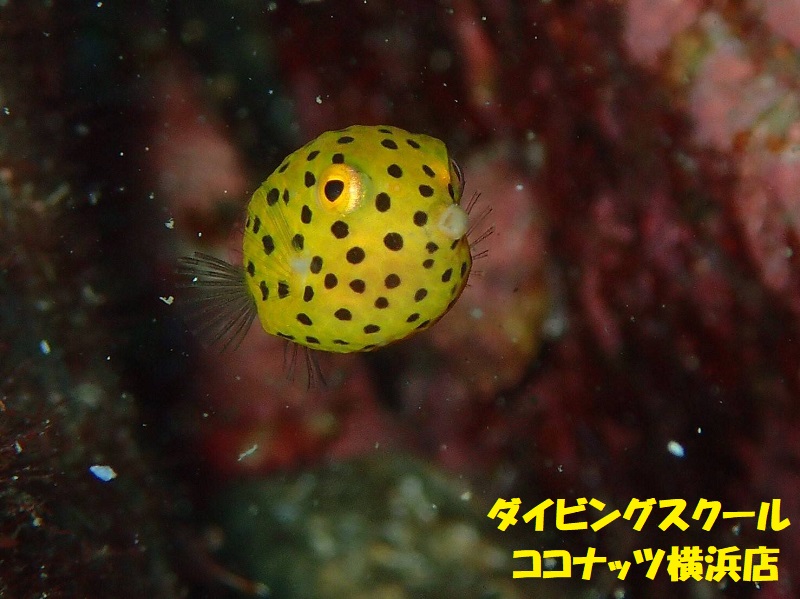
[436,204,469,240]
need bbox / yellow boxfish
[179,125,473,353]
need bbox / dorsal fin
[176,252,257,351]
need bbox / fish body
[181,125,472,353]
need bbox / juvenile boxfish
[179,125,474,353]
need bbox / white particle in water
[667,440,685,458]
[238,444,259,461]
[89,465,117,482]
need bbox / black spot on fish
[375,193,391,212]
[263,235,275,255]
[383,232,403,251]
[385,274,401,289]
[346,247,365,264]
[331,220,349,238]
[310,255,323,274]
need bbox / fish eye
[449,158,465,201]
[316,164,367,214]
[324,179,345,201]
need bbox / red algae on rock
[682,12,800,318]
[623,0,702,68]
[758,0,800,49]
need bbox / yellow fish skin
[180,125,472,353]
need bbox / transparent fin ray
[470,224,495,249]
[177,252,257,351]
[465,191,482,215]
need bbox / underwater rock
[0,3,181,597]
[211,454,568,599]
